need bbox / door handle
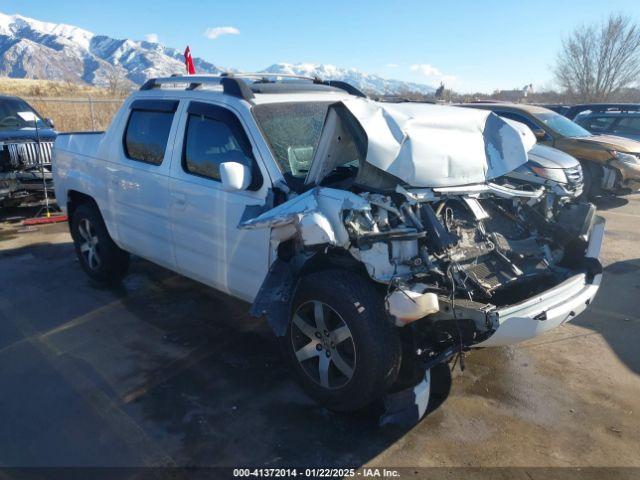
[172,192,187,210]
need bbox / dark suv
[0,95,56,207]
[572,106,640,142]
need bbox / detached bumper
[612,161,640,190]
[474,215,605,347]
[621,178,640,191]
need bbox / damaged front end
[242,98,604,425]
[345,183,603,348]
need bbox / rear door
[168,100,271,301]
[110,98,180,270]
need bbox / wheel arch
[251,243,380,337]
[67,190,119,242]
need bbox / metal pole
[34,114,51,217]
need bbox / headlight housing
[611,151,640,165]
[530,165,568,184]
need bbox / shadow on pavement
[0,202,59,223]
[0,239,453,467]
[572,258,640,375]
[593,195,629,211]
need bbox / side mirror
[532,128,547,140]
[220,162,251,191]
[45,118,55,129]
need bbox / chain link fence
[24,97,125,133]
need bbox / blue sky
[2,0,639,92]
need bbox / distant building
[493,83,534,102]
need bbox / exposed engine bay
[240,98,602,355]
[239,97,604,426]
[241,182,596,347]
[348,185,593,320]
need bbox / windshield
[533,111,591,138]
[253,102,331,178]
[0,98,47,130]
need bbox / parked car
[503,144,583,199]
[563,103,640,121]
[0,95,56,207]
[462,102,640,198]
[53,75,604,424]
[485,117,584,203]
[572,106,640,141]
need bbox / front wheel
[579,160,601,200]
[283,270,401,412]
[70,202,130,284]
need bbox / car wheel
[70,203,129,283]
[579,160,601,200]
[284,269,401,412]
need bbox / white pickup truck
[53,74,604,424]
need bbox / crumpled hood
[307,99,534,188]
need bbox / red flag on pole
[184,46,196,75]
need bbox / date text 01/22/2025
[232,468,401,477]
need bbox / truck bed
[54,132,105,160]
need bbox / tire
[70,202,129,284]
[579,160,600,201]
[283,269,401,412]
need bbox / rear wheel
[70,203,129,283]
[284,270,401,412]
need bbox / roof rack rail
[139,72,367,100]
[315,79,367,98]
[139,75,255,100]
[229,72,318,82]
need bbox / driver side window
[181,102,262,189]
[183,115,249,181]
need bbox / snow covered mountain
[0,12,435,95]
[0,12,223,87]
[261,63,434,95]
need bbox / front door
[168,101,271,301]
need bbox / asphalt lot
[0,195,639,471]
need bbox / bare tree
[555,14,640,102]
[106,68,131,98]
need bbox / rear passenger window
[183,115,251,181]
[585,116,616,132]
[124,101,177,165]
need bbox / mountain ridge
[0,12,434,95]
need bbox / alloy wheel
[78,218,101,270]
[291,300,356,390]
